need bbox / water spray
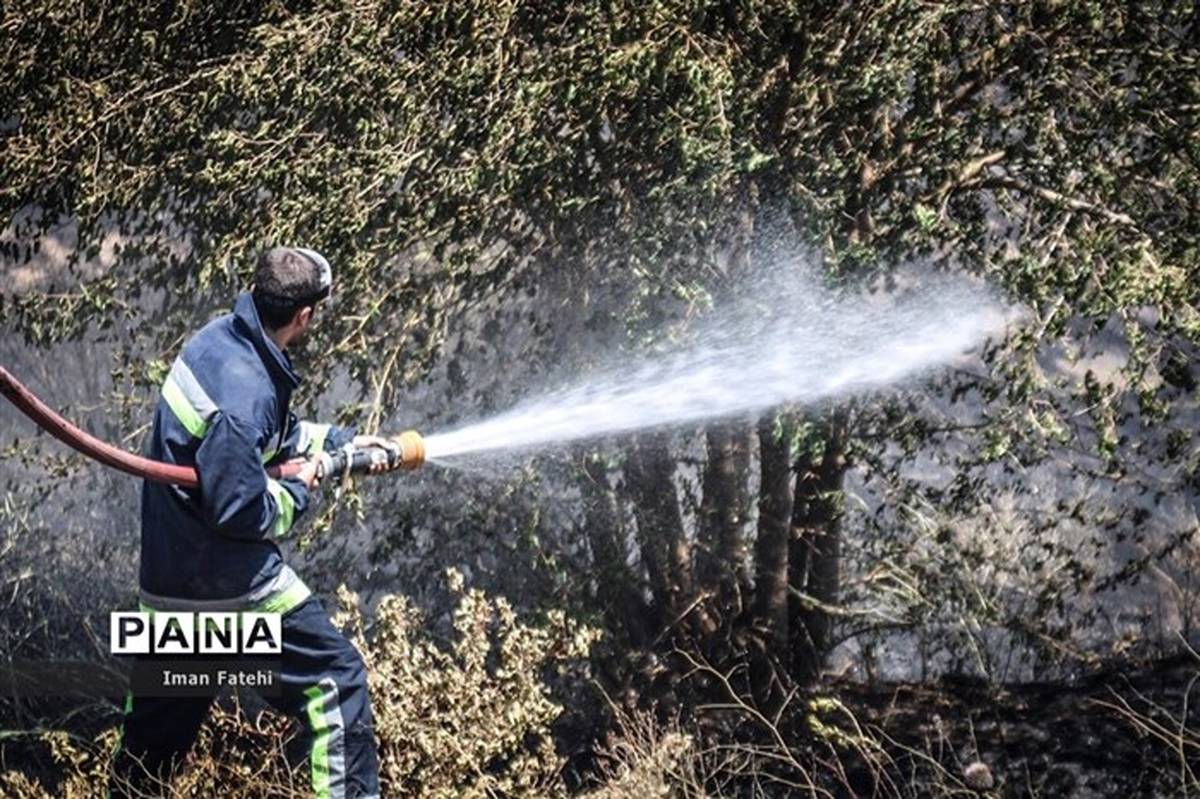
[420,269,1010,461]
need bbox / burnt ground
[829,653,1200,797]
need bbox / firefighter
[109,246,391,798]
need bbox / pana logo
[110,612,282,655]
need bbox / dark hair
[252,247,330,330]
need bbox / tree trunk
[750,412,794,708]
[579,450,649,645]
[626,435,691,632]
[788,409,849,683]
[696,425,751,621]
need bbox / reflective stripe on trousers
[304,676,348,799]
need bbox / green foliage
[3,1,1194,417]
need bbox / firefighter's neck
[266,325,294,352]
[267,318,304,351]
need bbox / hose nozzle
[393,430,425,469]
[313,430,426,480]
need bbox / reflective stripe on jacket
[139,291,353,613]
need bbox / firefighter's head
[252,246,333,347]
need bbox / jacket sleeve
[272,411,357,461]
[195,411,310,539]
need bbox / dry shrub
[579,651,993,799]
[0,700,307,798]
[0,569,599,798]
[0,729,120,799]
[583,707,707,799]
[338,568,601,798]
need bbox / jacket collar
[232,291,301,391]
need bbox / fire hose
[0,366,424,488]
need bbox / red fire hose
[0,366,424,488]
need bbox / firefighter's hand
[353,434,402,473]
[296,456,321,489]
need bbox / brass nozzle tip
[395,430,425,469]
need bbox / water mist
[421,263,1011,461]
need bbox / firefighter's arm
[195,412,310,539]
[274,413,401,474]
[273,411,356,461]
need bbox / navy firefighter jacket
[138,291,353,614]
